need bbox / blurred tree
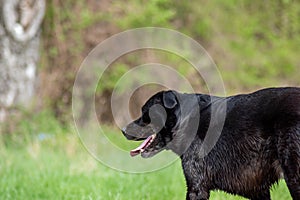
[0,0,45,121]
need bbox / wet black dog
[122,87,300,200]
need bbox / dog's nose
[121,127,126,134]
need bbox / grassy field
[0,113,292,199]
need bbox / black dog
[122,87,300,200]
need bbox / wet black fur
[122,87,300,200]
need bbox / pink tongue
[130,135,152,157]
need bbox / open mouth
[130,134,157,157]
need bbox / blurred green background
[1,0,299,199]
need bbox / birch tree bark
[0,0,45,121]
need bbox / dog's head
[122,90,182,158]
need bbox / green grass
[0,112,292,199]
[0,132,292,200]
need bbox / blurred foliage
[40,0,107,121]
[96,63,130,93]
[36,0,300,123]
[115,0,176,28]
[1,110,68,145]
[213,0,300,90]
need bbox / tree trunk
[0,0,45,121]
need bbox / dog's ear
[163,91,177,109]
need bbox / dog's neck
[168,93,228,155]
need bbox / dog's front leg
[186,188,209,200]
[184,170,210,200]
[182,155,211,200]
